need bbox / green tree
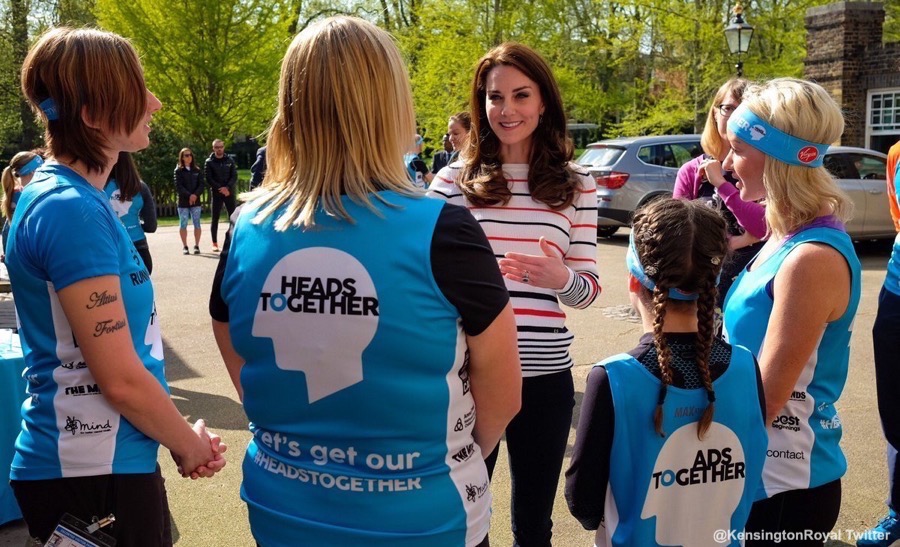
[96,0,291,146]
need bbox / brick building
[805,1,900,153]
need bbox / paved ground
[0,224,896,546]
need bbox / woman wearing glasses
[175,147,204,254]
[675,78,767,307]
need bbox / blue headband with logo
[727,103,829,168]
[39,98,59,121]
[626,232,701,301]
[16,155,43,176]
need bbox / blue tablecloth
[0,329,25,525]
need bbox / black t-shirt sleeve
[431,203,509,336]
[565,365,614,531]
[208,206,243,322]
[139,182,157,233]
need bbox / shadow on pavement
[169,385,248,432]
[163,338,203,383]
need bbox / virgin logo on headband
[797,146,819,164]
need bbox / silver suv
[577,136,895,240]
[576,135,702,237]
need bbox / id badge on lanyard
[38,513,116,547]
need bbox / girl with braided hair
[566,198,767,547]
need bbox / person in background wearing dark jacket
[431,134,451,174]
[175,147,204,254]
[249,145,266,190]
[205,138,237,252]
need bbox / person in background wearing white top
[429,41,600,547]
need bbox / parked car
[577,136,894,240]
[577,135,702,237]
[823,146,893,239]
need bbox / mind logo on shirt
[64,415,112,436]
[253,248,380,403]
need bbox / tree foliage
[0,0,894,177]
[96,0,291,146]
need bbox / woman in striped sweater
[429,42,599,547]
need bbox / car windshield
[577,146,625,168]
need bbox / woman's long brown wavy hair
[458,42,577,210]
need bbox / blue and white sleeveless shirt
[6,164,163,480]
[221,192,490,547]
[723,221,861,499]
[598,347,766,547]
[104,179,146,243]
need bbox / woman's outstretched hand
[499,237,570,290]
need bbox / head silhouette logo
[749,124,767,141]
[108,190,130,218]
[254,248,379,402]
[641,422,746,547]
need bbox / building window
[867,88,900,153]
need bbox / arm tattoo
[93,319,126,338]
[86,290,118,309]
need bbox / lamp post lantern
[725,2,754,77]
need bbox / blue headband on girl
[626,232,701,301]
[16,155,43,176]
[727,103,829,168]
[39,98,59,121]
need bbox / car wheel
[597,226,619,238]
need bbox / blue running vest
[723,226,861,499]
[221,192,490,547]
[598,347,766,547]
[6,164,163,480]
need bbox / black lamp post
[724,2,754,77]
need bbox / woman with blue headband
[8,27,226,545]
[721,78,861,544]
[1,150,43,260]
[565,198,766,546]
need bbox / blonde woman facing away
[209,16,521,547]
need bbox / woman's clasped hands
[171,419,227,480]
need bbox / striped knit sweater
[428,162,600,376]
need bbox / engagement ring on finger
[523,271,530,283]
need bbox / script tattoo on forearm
[93,319,126,338]
[86,290,118,309]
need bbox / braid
[652,287,672,437]
[633,198,728,439]
[695,274,718,440]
